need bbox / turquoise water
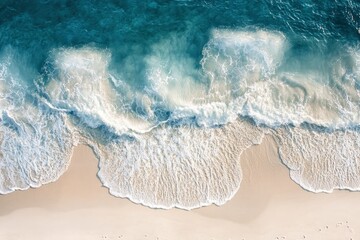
[1,1,360,209]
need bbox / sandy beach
[1,1,360,239]
[0,135,359,240]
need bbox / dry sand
[0,135,359,240]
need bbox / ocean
[0,0,359,209]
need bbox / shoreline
[0,135,359,239]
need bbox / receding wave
[95,120,264,210]
[274,126,360,193]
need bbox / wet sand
[0,135,359,239]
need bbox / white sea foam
[42,33,360,130]
[144,29,289,127]
[0,48,74,193]
[201,29,287,100]
[44,47,154,134]
[202,31,360,128]
[2,28,360,209]
[95,120,264,210]
[0,108,74,194]
[90,37,360,206]
[274,126,360,192]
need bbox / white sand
[0,135,359,239]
